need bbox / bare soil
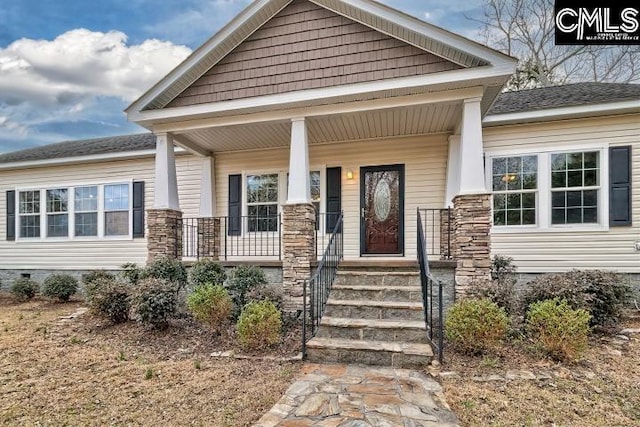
[0,294,301,426]
[440,313,640,427]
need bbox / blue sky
[0,0,484,153]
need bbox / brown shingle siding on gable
[166,0,461,108]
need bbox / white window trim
[14,180,134,242]
[486,145,609,234]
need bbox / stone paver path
[255,363,458,426]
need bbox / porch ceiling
[175,102,461,152]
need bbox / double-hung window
[19,191,40,238]
[246,174,278,232]
[46,189,69,237]
[104,184,130,236]
[75,186,98,237]
[551,151,599,224]
[491,155,537,226]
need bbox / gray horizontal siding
[167,0,460,107]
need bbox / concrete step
[306,337,433,368]
[330,283,423,302]
[324,299,425,321]
[315,316,429,342]
[335,270,420,287]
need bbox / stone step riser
[334,275,421,287]
[306,347,431,368]
[315,325,429,343]
[330,288,423,302]
[324,304,425,321]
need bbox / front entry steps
[306,269,433,368]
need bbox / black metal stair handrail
[417,207,444,363]
[302,212,344,357]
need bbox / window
[491,155,537,226]
[104,184,130,236]
[551,151,599,224]
[46,188,69,237]
[75,186,98,236]
[247,174,278,232]
[19,191,40,238]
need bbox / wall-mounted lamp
[346,169,354,180]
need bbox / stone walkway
[255,363,458,426]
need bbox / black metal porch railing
[302,212,344,357]
[418,208,453,259]
[417,207,444,363]
[181,215,282,259]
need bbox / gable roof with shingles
[489,82,640,115]
[0,134,156,165]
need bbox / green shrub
[227,265,268,310]
[42,274,78,302]
[526,298,591,362]
[88,278,130,324]
[470,255,518,314]
[491,254,518,281]
[120,263,143,285]
[445,298,510,354]
[246,284,285,312]
[523,270,631,328]
[83,270,116,299]
[10,278,39,301]
[187,284,233,333]
[237,300,282,350]
[189,259,226,288]
[130,277,178,329]
[144,256,187,290]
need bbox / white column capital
[287,118,311,204]
[463,96,483,105]
[291,117,306,123]
[153,133,180,210]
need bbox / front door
[360,164,404,255]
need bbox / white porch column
[199,156,216,217]
[153,132,180,210]
[286,117,311,203]
[444,135,461,207]
[458,97,486,195]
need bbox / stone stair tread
[332,283,421,291]
[321,316,426,330]
[327,298,423,309]
[337,270,419,276]
[306,337,434,356]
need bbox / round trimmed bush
[88,277,130,324]
[120,262,144,285]
[189,259,226,288]
[445,298,510,354]
[237,300,282,350]
[187,284,233,333]
[144,256,187,290]
[227,265,268,310]
[245,284,285,312]
[130,277,178,329]
[526,298,590,362]
[10,278,39,301]
[42,274,78,302]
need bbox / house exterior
[1,0,639,300]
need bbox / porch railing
[181,215,282,259]
[302,212,344,357]
[417,207,444,363]
[418,208,453,259]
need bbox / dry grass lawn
[441,314,640,427]
[0,294,300,426]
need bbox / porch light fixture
[346,169,354,180]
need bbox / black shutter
[132,181,145,238]
[610,146,632,226]
[228,174,242,236]
[6,190,15,241]
[326,167,342,232]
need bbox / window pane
[584,152,598,168]
[522,173,537,190]
[47,214,68,237]
[105,184,129,210]
[507,193,521,210]
[75,186,98,211]
[583,190,597,207]
[20,215,40,238]
[567,170,582,187]
[247,205,278,232]
[551,191,565,208]
[584,169,597,186]
[522,156,537,173]
[75,213,98,237]
[583,208,597,223]
[490,155,537,227]
[551,154,566,171]
[522,209,535,225]
[492,157,506,175]
[247,174,278,204]
[493,210,506,226]
[567,208,582,224]
[310,171,321,201]
[567,191,582,207]
[567,153,583,170]
[522,193,536,209]
[506,210,521,225]
[552,208,565,224]
[46,189,68,213]
[105,211,129,236]
[551,171,566,188]
[493,194,506,210]
[19,191,40,214]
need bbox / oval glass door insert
[374,179,391,221]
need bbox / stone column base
[197,217,220,260]
[282,203,316,312]
[439,209,453,260]
[453,194,491,297]
[147,209,183,262]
